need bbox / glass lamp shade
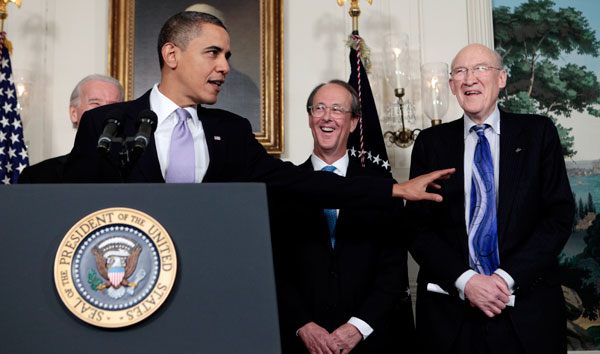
[420,62,449,124]
[383,33,409,90]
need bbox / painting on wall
[492,0,600,350]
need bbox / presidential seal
[54,207,177,328]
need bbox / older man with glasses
[271,79,415,354]
[406,43,574,354]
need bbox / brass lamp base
[384,87,420,148]
[384,128,418,148]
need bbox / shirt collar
[463,105,501,140]
[310,153,349,177]
[150,83,200,128]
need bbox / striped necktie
[321,165,337,248]
[468,125,500,275]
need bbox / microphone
[133,109,158,155]
[97,109,124,155]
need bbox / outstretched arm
[392,168,455,202]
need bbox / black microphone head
[97,109,125,155]
[132,109,159,155]
[104,108,125,126]
[136,109,158,134]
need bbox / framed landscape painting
[492,0,600,351]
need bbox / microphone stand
[98,136,138,182]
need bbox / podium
[0,184,281,353]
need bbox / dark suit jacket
[62,90,393,210]
[18,154,68,183]
[271,158,415,354]
[406,111,574,354]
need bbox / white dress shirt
[454,106,515,298]
[309,153,374,340]
[150,84,210,183]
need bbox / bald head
[451,44,503,70]
[449,44,507,124]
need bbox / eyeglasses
[308,104,351,119]
[450,65,503,80]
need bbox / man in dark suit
[271,80,415,354]
[407,43,574,354]
[62,11,454,207]
[18,74,123,183]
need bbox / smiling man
[69,75,124,128]
[406,43,574,354]
[18,74,123,183]
[272,80,414,354]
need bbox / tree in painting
[493,0,600,157]
[493,0,600,349]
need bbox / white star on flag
[0,39,29,184]
[16,162,26,173]
[382,160,390,169]
[372,154,381,165]
[3,101,12,113]
[349,146,356,157]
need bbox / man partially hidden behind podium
[18,74,123,183]
[271,80,415,354]
[63,12,454,207]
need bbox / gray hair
[306,79,361,118]
[494,50,504,68]
[69,74,124,107]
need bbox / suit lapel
[126,92,164,182]
[333,160,364,252]
[443,119,468,240]
[197,106,218,182]
[497,111,525,245]
[304,158,338,251]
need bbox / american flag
[0,32,28,184]
[347,38,392,176]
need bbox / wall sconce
[383,33,419,148]
[13,70,32,149]
[15,76,29,115]
[421,62,449,126]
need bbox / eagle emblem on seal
[88,236,146,299]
